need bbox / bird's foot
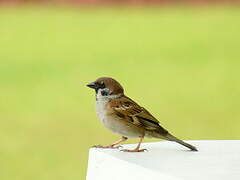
[92,144,122,149]
[120,148,147,152]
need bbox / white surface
[86,140,240,180]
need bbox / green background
[0,5,239,180]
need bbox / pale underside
[95,89,168,138]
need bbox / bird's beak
[86,81,96,89]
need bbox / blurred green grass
[0,5,240,180]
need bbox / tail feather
[164,133,198,151]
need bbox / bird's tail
[163,133,198,151]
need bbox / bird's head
[87,77,124,99]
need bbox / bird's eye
[100,82,105,88]
[95,82,105,89]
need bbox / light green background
[0,6,239,180]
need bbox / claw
[92,145,121,149]
[120,148,148,152]
[92,144,102,148]
[114,145,123,149]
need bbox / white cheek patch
[96,88,122,101]
[96,88,109,100]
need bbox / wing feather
[109,95,168,134]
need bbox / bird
[87,77,198,152]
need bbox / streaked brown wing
[109,95,168,133]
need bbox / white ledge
[86,140,240,180]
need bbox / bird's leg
[121,136,147,152]
[93,136,128,149]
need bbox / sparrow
[87,77,198,152]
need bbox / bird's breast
[95,99,144,138]
[96,99,108,124]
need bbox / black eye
[99,82,105,89]
[95,82,105,90]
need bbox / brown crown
[95,77,124,95]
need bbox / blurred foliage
[0,5,240,180]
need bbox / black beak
[86,81,96,89]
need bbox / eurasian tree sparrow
[87,77,198,152]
